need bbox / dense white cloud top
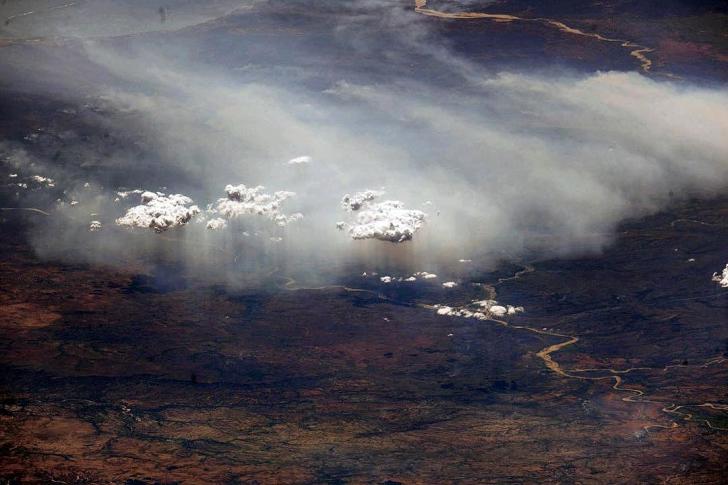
[116,192,200,232]
[348,200,426,243]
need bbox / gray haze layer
[1,0,727,282]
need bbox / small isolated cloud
[712,264,728,287]
[115,189,143,202]
[116,191,200,232]
[287,155,312,165]
[414,271,437,279]
[206,217,227,230]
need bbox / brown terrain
[0,1,727,483]
[0,193,727,483]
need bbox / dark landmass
[1,1,727,483]
[421,0,728,80]
[1,190,727,484]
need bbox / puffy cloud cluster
[435,299,524,319]
[29,175,55,187]
[1,167,57,190]
[213,184,303,227]
[370,270,438,283]
[116,191,200,232]
[712,264,728,287]
[112,183,303,235]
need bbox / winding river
[413,0,653,72]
